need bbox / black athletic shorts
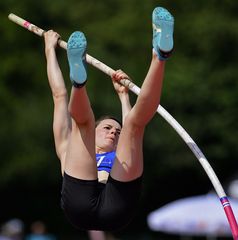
[61,172,142,231]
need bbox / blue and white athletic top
[96,151,116,173]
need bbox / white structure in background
[228,179,238,199]
[147,193,238,240]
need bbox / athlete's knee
[69,106,95,127]
[52,88,68,100]
[123,114,145,133]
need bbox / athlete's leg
[111,7,174,181]
[44,30,71,175]
[88,230,106,240]
[64,31,97,180]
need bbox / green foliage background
[0,0,238,239]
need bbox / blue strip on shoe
[152,7,174,60]
[67,31,87,87]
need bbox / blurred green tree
[0,0,238,238]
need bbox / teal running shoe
[67,31,87,87]
[152,7,174,60]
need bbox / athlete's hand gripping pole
[7,13,133,87]
[8,13,238,240]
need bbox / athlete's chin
[104,144,116,152]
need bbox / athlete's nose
[109,128,117,135]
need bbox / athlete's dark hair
[95,115,122,128]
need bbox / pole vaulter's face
[95,119,121,152]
